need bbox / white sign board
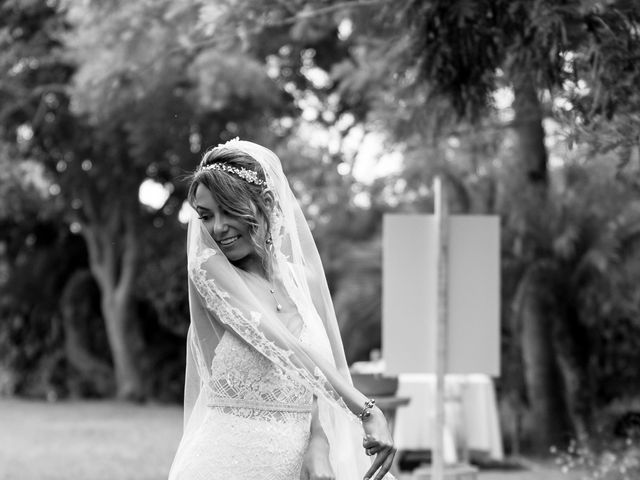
[383,214,500,376]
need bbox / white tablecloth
[393,373,503,462]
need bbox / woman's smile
[218,234,240,247]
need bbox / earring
[266,233,273,245]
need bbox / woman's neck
[233,254,268,280]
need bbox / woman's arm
[299,348,396,480]
[301,398,335,480]
[217,310,396,480]
[191,256,395,479]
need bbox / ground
[0,398,182,480]
[0,398,579,480]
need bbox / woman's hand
[300,431,335,480]
[361,406,396,480]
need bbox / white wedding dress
[169,140,391,480]
[170,327,314,480]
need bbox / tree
[0,141,91,397]
[249,0,640,449]
[0,0,149,399]
[505,155,640,440]
[0,0,294,399]
[368,0,640,450]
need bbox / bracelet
[357,398,376,421]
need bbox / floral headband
[198,137,266,187]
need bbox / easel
[433,176,449,480]
[382,178,500,480]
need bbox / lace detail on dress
[207,332,313,423]
[188,247,355,420]
[171,407,311,480]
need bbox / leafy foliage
[1,4,640,458]
[400,0,640,121]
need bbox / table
[393,374,504,463]
[376,396,411,436]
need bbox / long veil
[169,140,388,479]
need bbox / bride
[168,139,395,480]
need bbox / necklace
[240,270,284,313]
[269,286,283,312]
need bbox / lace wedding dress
[169,139,391,480]
[170,327,315,480]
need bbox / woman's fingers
[362,437,378,449]
[363,446,396,480]
[362,435,392,454]
[373,447,396,480]
[363,435,393,457]
[364,444,383,456]
[363,449,387,480]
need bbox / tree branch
[0,82,68,98]
[277,0,391,24]
[116,211,139,301]
[173,0,391,58]
[81,226,106,290]
[102,231,117,289]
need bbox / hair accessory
[200,162,266,186]
[199,137,266,186]
[358,398,376,421]
[213,137,241,150]
[200,137,241,164]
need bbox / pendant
[270,288,283,312]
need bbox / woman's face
[193,183,261,272]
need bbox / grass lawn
[0,398,183,480]
[0,398,582,480]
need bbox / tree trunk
[60,269,114,396]
[553,339,591,443]
[511,76,570,451]
[512,78,548,187]
[101,288,143,400]
[82,210,144,401]
[552,304,594,444]
[518,282,569,451]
